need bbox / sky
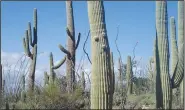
[1,1,178,86]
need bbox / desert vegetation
[0,0,184,109]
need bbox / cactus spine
[87,1,114,109]
[178,1,184,106]
[58,1,81,93]
[155,1,184,109]
[22,9,38,92]
[126,56,133,95]
[49,52,66,84]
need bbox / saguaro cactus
[87,1,114,109]
[110,52,115,94]
[44,71,49,86]
[178,1,184,106]
[49,52,66,84]
[126,56,133,95]
[22,9,38,92]
[58,1,81,93]
[21,75,26,102]
[81,71,85,91]
[118,57,123,91]
[155,1,184,109]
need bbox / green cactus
[58,1,81,93]
[81,71,85,92]
[118,57,123,92]
[110,52,115,94]
[87,1,114,109]
[22,9,38,92]
[178,1,184,106]
[6,102,9,110]
[126,56,133,95]
[49,52,66,84]
[110,52,115,108]
[21,74,26,102]
[155,1,184,109]
[2,80,5,95]
[148,57,155,93]
[44,71,49,86]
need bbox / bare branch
[132,41,138,63]
[83,30,92,64]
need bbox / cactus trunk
[155,1,172,109]
[21,75,26,102]
[66,1,76,93]
[118,57,123,92]
[87,0,113,109]
[126,56,133,95]
[178,1,184,106]
[81,71,85,92]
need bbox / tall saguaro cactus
[126,56,133,95]
[87,1,114,109]
[118,57,123,91]
[155,1,184,109]
[49,52,66,84]
[58,1,81,93]
[22,9,38,92]
[178,1,184,106]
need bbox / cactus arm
[23,38,27,55]
[23,30,33,59]
[52,56,66,69]
[33,8,37,45]
[154,36,163,108]
[66,27,74,41]
[58,44,71,57]
[170,17,178,74]
[49,52,55,83]
[75,33,81,50]
[28,22,33,47]
[171,44,184,88]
